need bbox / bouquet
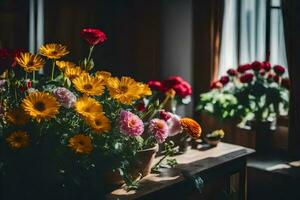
[197,61,289,125]
[0,28,201,198]
[147,76,192,113]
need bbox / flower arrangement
[0,28,201,197]
[147,76,192,113]
[197,61,289,125]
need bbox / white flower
[53,87,76,108]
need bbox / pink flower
[149,118,169,143]
[119,110,144,137]
[53,87,77,108]
[227,69,238,76]
[166,113,182,137]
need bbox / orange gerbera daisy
[180,118,202,138]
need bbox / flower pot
[135,144,159,177]
[204,137,221,147]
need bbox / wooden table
[106,142,254,200]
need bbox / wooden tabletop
[106,142,254,200]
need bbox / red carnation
[227,68,238,76]
[251,61,262,71]
[262,61,271,71]
[80,28,107,46]
[173,81,192,98]
[240,73,254,83]
[281,78,290,90]
[273,75,280,83]
[163,76,184,89]
[210,81,223,89]
[237,64,251,73]
[273,65,285,76]
[220,76,230,85]
[0,48,12,74]
[135,102,146,112]
[147,80,164,91]
[259,69,265,76]
[160,110,172,121]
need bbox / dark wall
[44,0,161,82]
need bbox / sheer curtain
[219,0,287,77]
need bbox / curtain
[282,0,300,157]
[219,0,288,77]
[211,0,225,81]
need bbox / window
[219,0,287,77]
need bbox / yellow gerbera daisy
[75,96,103,118]
[6,108,30,125]
[85,113,111,133]
[56,60,76,71]
[106,76,142,105]
[22,92,60,122]
[16,52,45,72]
[95,71,111,81]
[68,134,93,154]
[73,73,105,96]
[137,82,152,97]
[6,131,30,150]
[40,43,69,59]
[64,66,85,80]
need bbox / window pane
[269,8,288,73]
[271,0,281,7]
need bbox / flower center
[34,101,46,111]
[84,84,93,90]
[14,136,23,143]
[51,50,58,55]
[95,119,102,126]
[156,122,164,129]
[27,61,34,67]
[128,119,136,127]
[119,85,128,93]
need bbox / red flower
[273,75,280,83]
[219,76,229,85]
[147,80,164,91]
[227,68,238,76]
[251,61,262,71]
[0,48,12,74]
[267,73,275,82]
[237,64,251,73]
[80,28,107,46]
[173,81,192,98]
[240,73,254,83]
[259,69,265,76]
[210,81,223,89]
[160,110,172,121]
[281,78,290,90]
[273,65,285,76]
[163,76,184,89]
[11,49,27,67]
[26,80,32,89]
[262,61,271,71]
[135,102,146,112]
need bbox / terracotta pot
[135,144,159,177]
[204,137,221,147]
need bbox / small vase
[204,137,221,147]
[135,144,159,177]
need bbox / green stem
[25,72,28,80]
[51,60,56,80]
[152,154,168,170]
[85,45,94,70]
[32,71,36,82]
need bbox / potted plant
[204,129,225,146]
